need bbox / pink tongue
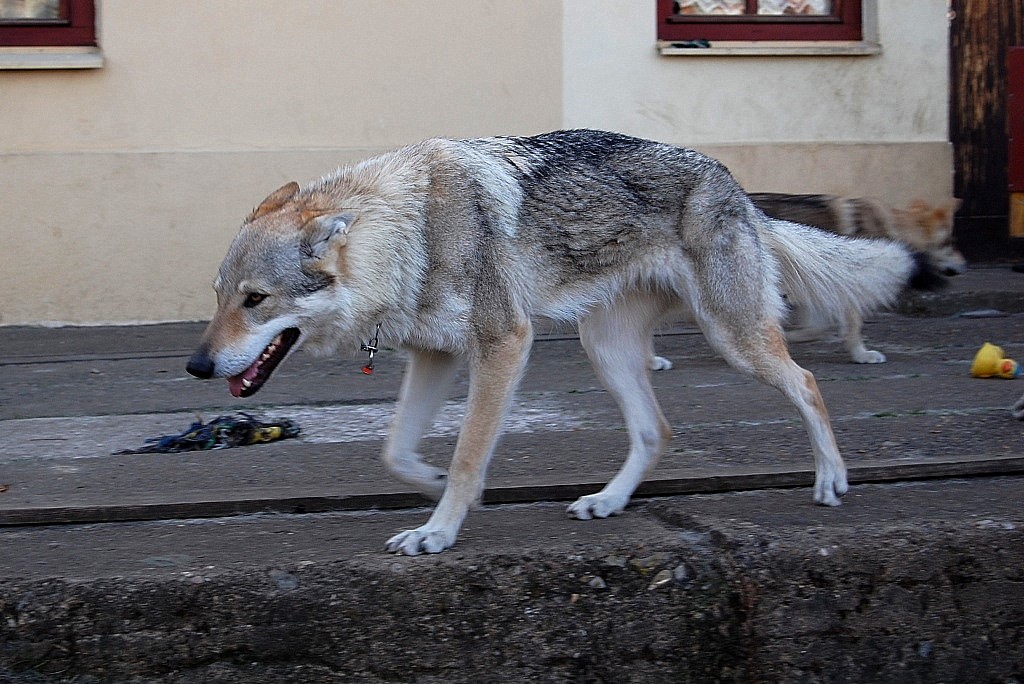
[227,377,245,398]
[227,362,261,398]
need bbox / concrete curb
[1,480,1022,683]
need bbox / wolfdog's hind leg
[569,293,672,520]
[383,349,460,498]
[712,321,848,505]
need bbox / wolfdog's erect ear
[300,212,356,263]
[249,182,300,221]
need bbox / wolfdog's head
[186,182,359,397]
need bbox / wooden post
[1009,47,1024,237]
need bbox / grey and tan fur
[187,130,943,555]
[646,214,932,368]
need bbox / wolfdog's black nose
[186,351,215,379]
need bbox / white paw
[851,349,886,364]
[649,355,673,371]
[813,467,848,506]
[567,492,629,520]
[385,526,456,555]
[384,452,448,499]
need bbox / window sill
[657,40,881,57]
[0,47,103,69]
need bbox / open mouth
[227,328,301,398]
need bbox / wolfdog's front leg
[386,324,533,555]
[383,349,460,498]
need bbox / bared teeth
[259,335,283,364]
[230,329,298,397]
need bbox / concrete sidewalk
[1,265,1023,682]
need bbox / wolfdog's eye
[243,292,268,308]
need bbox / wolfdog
[187,130,943,555]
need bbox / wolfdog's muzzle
[186,327,300,398]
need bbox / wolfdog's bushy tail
[762,218,947,326]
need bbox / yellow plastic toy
[970,342,1021,379]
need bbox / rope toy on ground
[116,413,300,454]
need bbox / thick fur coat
[188,130,940,554]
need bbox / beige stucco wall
[0,0,563,325]
[0,0,951,326]
[563,0,952,204]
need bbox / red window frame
[0,0,96,47]
[657,0,863,42]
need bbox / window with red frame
[658,0,863,43]
[0,0,96,47]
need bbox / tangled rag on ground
[117,413,300,454]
